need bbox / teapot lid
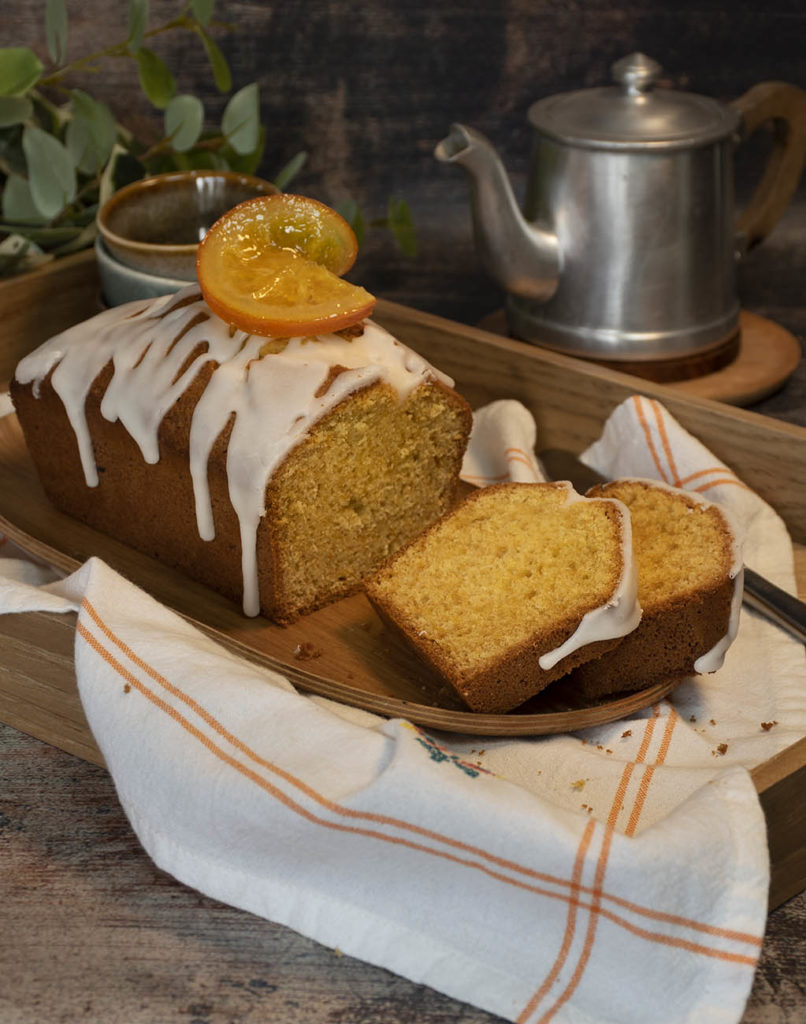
[527,54,740,150]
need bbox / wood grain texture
[0,251,100,390]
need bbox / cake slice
[365,481,641,713]
[566,478,743,700]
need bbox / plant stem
[39,14,195,89]
[138,134,227,164]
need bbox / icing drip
[537,485,642,671]
[16,286,453,616]
[693,567,744,674]
[593,478,745,676]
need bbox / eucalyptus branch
[39,15,193,89]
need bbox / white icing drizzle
[694,567,744,674]
[580,477,745,675]
[15,286,453,616]
[537,483,643,671]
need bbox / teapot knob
[612,53,662,95]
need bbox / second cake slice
[365,482,641,713]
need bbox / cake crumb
[689,715,697,723]
[605,749,613,754]
[714,743,728,756]
[761,721,778,731]
[571,779,586,791]
[294,642,322,661]
[709,718,717,726]
[123,684,131,694]
[621,729,632,738]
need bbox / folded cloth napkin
[2,394,804,1024]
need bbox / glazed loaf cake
[365,481,641,713]
[12,286,473,623]
[566,478,743,700]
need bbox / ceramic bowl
[96,170,278,280]
[94,237,188,306]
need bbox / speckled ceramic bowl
[96,170,278,281]
[94,237,188,306]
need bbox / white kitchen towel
[2,393,804,1024]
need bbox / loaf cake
[12,286,472,623]
[565,478,743,699]
[365,481,642,713]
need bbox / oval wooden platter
[0,411,678,736]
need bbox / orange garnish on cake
[197,194,376,337]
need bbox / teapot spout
[435,124,559,302]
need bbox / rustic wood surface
[2,2,806,1019]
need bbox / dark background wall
[3,0,805,327]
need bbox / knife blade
[537,447,806,645]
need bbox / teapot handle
[732,81,806,254]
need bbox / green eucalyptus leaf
[136,48,176,109]
[0,96,33,127]
[51,219,97,256]
[191,0,215,28]
[273,150,307,191]
[387,197,417,257]
[164,95,204,153]
[1,173,49,224]
[67,90,117,171]
[338,200,365,246]
[22,124,77,218]
[198,27,231,92]
[45,0,69,66]
[0,124,28,177]
[65,115,94,174]
[221,82,259,155]
[0,48,44,97]
[335,197,358,224]
[127,0,149,54]
[215,130,264,175]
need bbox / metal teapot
[436,54,806,363]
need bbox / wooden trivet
[478,309,802,407]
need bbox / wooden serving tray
[1,293,805,907]
[0,411,680,736]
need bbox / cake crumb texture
[366,482,636,712]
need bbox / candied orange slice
[196,194,375,337]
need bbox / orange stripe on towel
[625,709,679,838]
[632,396,671,483]
[516,821,596,1024]
[538,827,615,1024]
[77,602,763,967]
[649,399,682,486]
